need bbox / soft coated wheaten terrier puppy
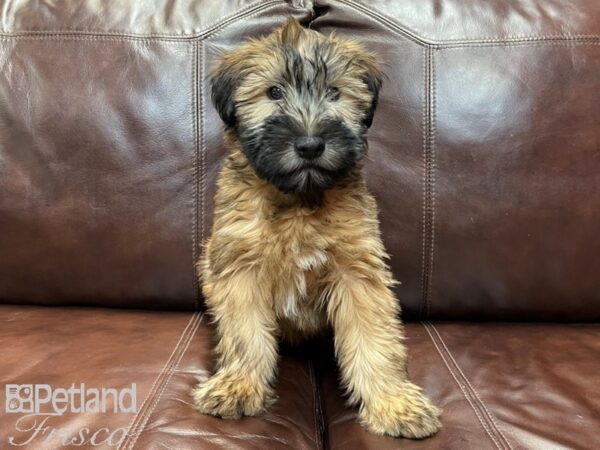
[192,18,441,439]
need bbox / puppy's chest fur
[227,169,335,321]
[267,203,331,326]
[204,148,378,336]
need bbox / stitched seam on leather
[117,312,201,450]
[119,313,201,449]
[420,46,436,318]
[192,40,201,310]
[440,35,600,44]
[428,323,514,450]
[422,322,502,449]
[202,4,303,45]
[3,34,598,48]
[119,315,198,449]
[199,40,206,265]
[419,45,428,319]
[422,322,510,450]
[128,315,203,450]
[336,0,432,45]
[334,0,600,47]
[0,36,188,43]
[440,41,600,49]
[308,360,325,450]
[427,48,437,318]
[123,314,202,450]
[0,0,285,40]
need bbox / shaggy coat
[192,19,441,439]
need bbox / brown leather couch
[1,1,599,449]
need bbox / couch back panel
[1,0,599,320]
[0,1,313,310]
[0,38,197,309]
[313,1,600,321]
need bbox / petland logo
[5,383,137,415]
[4,383,137,447]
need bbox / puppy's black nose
[294,136,325,159]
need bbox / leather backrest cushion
[313,0,600,321]
[1,0,599,320]
[0,1,314,310]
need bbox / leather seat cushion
[0,305,321,450]
[2,306,598,449]
[319,322,600,449]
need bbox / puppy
[192,18,441,439]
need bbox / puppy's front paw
[359,382,441,439]
[191,373,273,419]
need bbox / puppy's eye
[267,86,283,100]
[326,86,340,101]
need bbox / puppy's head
[211,18,382,193]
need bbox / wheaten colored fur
[192,19,441,439]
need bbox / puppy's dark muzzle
[294,136,325,159]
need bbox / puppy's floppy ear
[347,46,382,128]
[363,68,383,128]
[210,52,246,128]
[335,36,383,128]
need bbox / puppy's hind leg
[326,266,441,438]
[192,269,278,419]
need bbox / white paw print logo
[5,385,34,413]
